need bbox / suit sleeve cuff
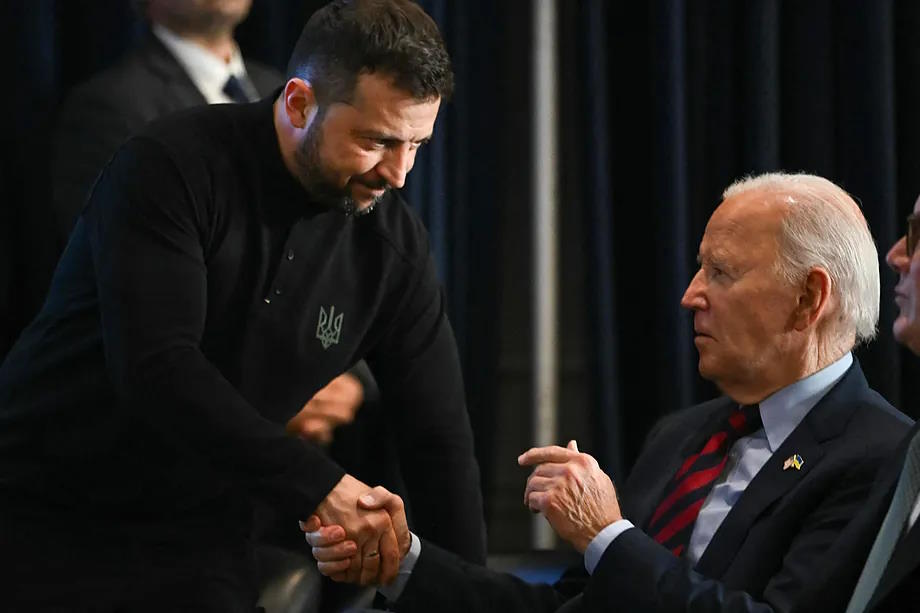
[585,519,635,574]
[377,531,422,602]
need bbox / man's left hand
[519,440,622,553]
[286,373,364,445]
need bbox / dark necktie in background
[647,404,763,557]
[845,430,920,613]
[223,74,258,103]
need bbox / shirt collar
[152,23,247,105]
[757,352,853,451]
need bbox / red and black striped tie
[646,404,763,557]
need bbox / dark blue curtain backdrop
[5,0,920,539]
[567,0,920,478]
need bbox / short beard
[293,114,389,216]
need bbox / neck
[155,18,238,63]
[181,31,237,63]
[723,334,850,404]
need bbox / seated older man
[303,173,912,613]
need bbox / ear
[792,268,832,331]
[281,78,318,130]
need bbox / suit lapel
[695,362,867,578]
[695,418,824,576]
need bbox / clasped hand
[304,474,410,586]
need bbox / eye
[360,137,390,150]
[707,264,730,282]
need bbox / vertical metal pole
[531,0,559,550]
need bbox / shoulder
[808,370,913,474]
[820,362,913,441]
[242,57,284,95]
[62,45,171,110]
[132,101,255,168]
[832,389,912,450]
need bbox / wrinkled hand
[311,475,403,585]
[301,486,411,585]
[519,440,622,553]
[286,373,364,445]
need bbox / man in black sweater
[0,1,485,610]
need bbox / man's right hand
[312,474,404,585]
[303,485,411,585]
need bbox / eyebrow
[354,130,432,145]
[697,248,732,266]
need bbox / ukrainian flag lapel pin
[783,453,804,471]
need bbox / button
[287,249,295,261]
[274,288,283,296]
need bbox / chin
[696,357,715,381]
[894,319,920,355]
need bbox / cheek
[908,271,920,317]
[718,301,777,348]
[341,147,381,177]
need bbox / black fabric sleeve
[368,243,487,564]
[348,359,380,405]
[84,136,344,515]
[393,540,569,613]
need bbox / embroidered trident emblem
[315,305,343,349]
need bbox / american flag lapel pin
[783,453,804,471]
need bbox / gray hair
[723,172,880,346]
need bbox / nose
[377,143,415,190]
[680,269,708,311]
[886,235,909,274]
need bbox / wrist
[401,532,413,558]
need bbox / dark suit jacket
[870,509,920,611]
[792,421,920,613]
[393,361,912,613]
[51,33,282,243]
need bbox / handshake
[301,473,411,586]
[302,441,624,587]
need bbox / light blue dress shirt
[584,352,853,573]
